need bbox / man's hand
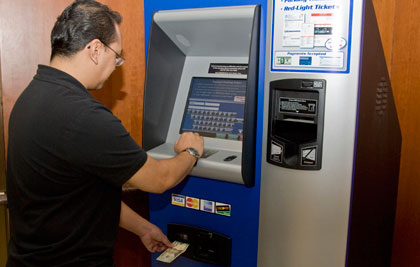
[120,202,172,252]
[139,222,173,253]
[174,132,204,157]
[127,132,204,193]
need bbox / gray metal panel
[241,5,261,187]
[258,0,365,266]
[143,5,260,185]
[154,6,255,57]
[158,56,246,184]
[143,20,186,150]
[147,143,243,184]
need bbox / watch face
[187,147,200,158]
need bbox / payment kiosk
[143,0,401,266]
[259,0,401,267]
[143,1,266,266]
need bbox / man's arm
[127,132,204,193]
[119,201,172,252]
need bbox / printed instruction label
[280,97,317,115]
[208,63,248,75]
[301,146,317,166]
[271,0,353,72]
[270,141,284,163]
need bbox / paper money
[156,241,189,263]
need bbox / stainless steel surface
[258,0,364,266]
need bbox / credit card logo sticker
[215,202,231,216]
[171,195,231,216]
[171,194,185,207]
[186,196,200,210]
[200,200,215,213]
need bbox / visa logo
[171,194,185,207]
[174,196,183,202]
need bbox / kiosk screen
[180,77,246,140]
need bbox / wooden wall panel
[372,0,396,74]
[0,0,145,148]
[115,189,151,267]
[374,0,420,266]
[0,41,8,267]
[94,2,150,266]
[91,0,145,144]
[0,35,5,191]
[0,0,73,150]
[388,0,420,266]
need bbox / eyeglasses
[101,41,125,67]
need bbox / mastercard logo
[186,197,199,209]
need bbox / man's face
[94,24,123,89]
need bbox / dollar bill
[156,241,189,263]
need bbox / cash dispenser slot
[267,79,326,170]
[168,223,231,266]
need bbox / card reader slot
[282,115,315,124]
[301,80,314,88]
[201,149,218,159]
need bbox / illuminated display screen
[180,77,246,140]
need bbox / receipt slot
[267,79,326,169]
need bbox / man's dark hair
[50,0,122,60]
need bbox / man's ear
[86,39,102,65]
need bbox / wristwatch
[182,147,201,161]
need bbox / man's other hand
[139,222,173,253]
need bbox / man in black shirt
[6,1,203,266]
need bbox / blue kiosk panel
[143,0,267,266]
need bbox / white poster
[271,0,353,73]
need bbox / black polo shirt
[6,65,147,266]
